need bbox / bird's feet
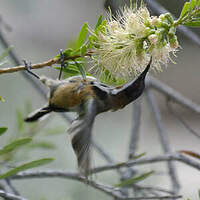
[23,60,40,79]
[58,49,66,80]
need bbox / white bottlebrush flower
[89,4,179,83]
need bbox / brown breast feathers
[49,77,96,110]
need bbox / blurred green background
[0,0,199,199]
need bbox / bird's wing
[68,98,97,177]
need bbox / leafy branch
[0,0,199,85]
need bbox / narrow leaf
[0,158,54,179]
[54,48,73,59]
[0,138,32,156]
[0,96,5,102]
[29,141,56,149]
[76,22,88,49]
[183,21,200,26]
[190,0,197,11]
[132,152,146,160]
[180,2,190,19]
[95,15,103,29]
[115,171,154,187]
[74,61,86,80]
[45,127,65,135]
[16,109,24,131]
[80,45,87,56]
[179,150,200,160]
[0,46,13,61]
[0,127,8,136]
[54,65,80,77]
[63,48,73,58]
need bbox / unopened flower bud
[169,35,179,49]
[159,14,165,21]
[151,16,159,26]
[164,13,174,24]
[148,34,158,45]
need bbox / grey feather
[68,98,97,177]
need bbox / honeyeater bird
[24,54,151,176]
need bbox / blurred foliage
[0,100,65,180]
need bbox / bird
[24,52,151,177]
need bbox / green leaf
[180,2,190,19]
[95,19,107,35]
[115,171,154,187]
[132,152,146,160]
[183,20,200,26]
[0,96,5,102]
[63,48,73,58]
[0,138,32,156]
[54,48,73,59]
[16,109,25,131]
[0,158,54,179]
[80,45,87,56]
[74,60,86,80]
[0,46,13,61]
[76,22,88,50]
[0,127,8,136]
[44,127,65,135]
[190,0,197,11]
[54,65,80,77]
[29,141,56,149]
[95,15,103,30]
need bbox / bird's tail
[24,106,52,122]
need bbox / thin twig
[166,100,200,139]
[133,185,174,195]
[90,153,200,174]
[1,179,20,196]
[0,52,92,75]
[146,77,200,114]
[12,170,125,199]
[145,89,180,194]
[123,100,142,197]
[11,170,182,200]
[0,190,27,200]
[92,140,129,198]
[129,100,142,159]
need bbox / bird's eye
[90,81,94,85]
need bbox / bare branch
[0,179,20,196]
[10,170,182,200]
[0,52,92,75]
[129,100,142,159]
[92,140,115,164]
[145,89,180,193]
[90,153,200,174]
[166,100,200,139]
[147,77,200,114]
[0,190,27,200]
[133,185,174,195]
